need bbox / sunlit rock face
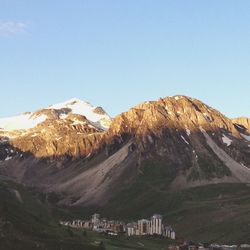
[1,95,250,206]
[232,117,250,134]
[0,98,111,158]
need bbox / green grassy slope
[100,179,250,244]
[52,158,250,245]
[79,231,175,250]
[0,180,100,250]
[0,180,176,250]
[83,159,250,244]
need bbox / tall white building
[150,214,162,235]
[91,213,100,225]
[127,223,137,236]
[165,226,176,239]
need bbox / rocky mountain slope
[0,98,111,158]
[0,95,250,207]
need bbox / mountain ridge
[0,95,250,207]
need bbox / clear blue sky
[1,0,250,118]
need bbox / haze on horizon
[1,0,250,118]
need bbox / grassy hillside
[48,158,250,245]
[0,180,100,250]
[0,180,176,250]
[2,158,250,248]
[100,179,250,244]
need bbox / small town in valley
[60,213,176,239]
[60,214,250,250]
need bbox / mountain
[0,98,111,132]
[1,95,250,243]
[1,95,250,198]
[0,98,111,159]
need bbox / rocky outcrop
[0,99,111,158]
[232,117,250,134]
[10,119,103,158]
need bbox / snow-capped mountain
[0,98,112,158]
[46,98,111,130]
[0,98,111,134]
[0,113,47,132]
[1,95,250,245]
[1,95,250,207]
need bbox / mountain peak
[46,98,111,129]
[0,98,111,133]
[47,98,90,109]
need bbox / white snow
[186,128,191,136]
[47,98,111,130]
[60,114,68,119]
[71,120,85,126]
[0,114,47,131]
[0,98,111,133]
[235,124,244,129]
[222,134,232,146]
[181,135,189,145]
[240,133,250,142]
[5,156,12,161]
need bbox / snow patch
[181,135,189,145]
[71,120,85,126]
[5,156,12,161]
[60,114,68,119]
[240,133,250,142]
[0,114,47,131]
[222,134,232,146]
[235,124,244,129]
[186,128,191,136]
[47,98,111,130]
